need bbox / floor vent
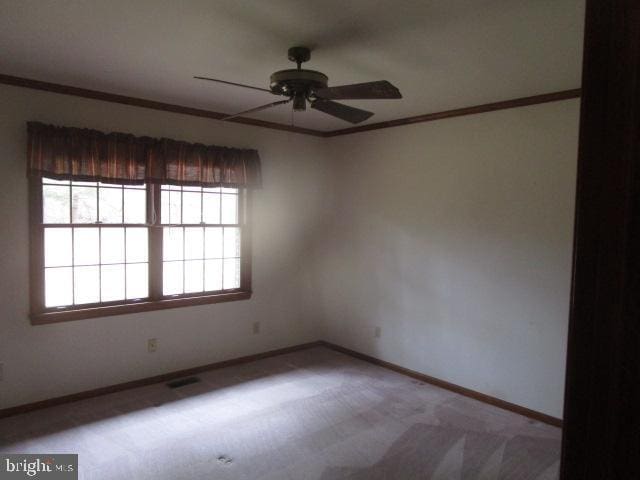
[166,376,201,389]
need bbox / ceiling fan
[194,46,402,124]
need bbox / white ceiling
[0,0,584,132]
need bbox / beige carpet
[0,347,561,479]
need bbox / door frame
[560,0,640,477]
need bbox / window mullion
[70,181,75,305]
[98,225,102,303]
[240,189,251,291]
[201,189,205,292]
[148,183,163,300]
[181,188,185,295]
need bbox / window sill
[30,290,252,325]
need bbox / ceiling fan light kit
[195,46,402,124]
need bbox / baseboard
[319,341,563,428]
[0,341,323,418]
[0,339,563,428]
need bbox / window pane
[101,264,125,302]
[74,266,100,304]
[99,187,123,223]
[163,227,183,261]
[126,228,148,263]
[224,228,241,258]
[163,189,181,224]
[123,188,146,223]
[101,228,125,264]
[205,259,222,291]
[126,263,148,299]
[161,189,170,224]
[184,260,204,293]
[44,228,72,267]
[205,227,223,258]
[184,227,203,260]
[163,261,183,295]
[202,193,221,224]
[73,228,99,265]
[41,180,245,306]
[223,258,240,289]
[182,191,201,223]
[71,186,97,223]
[45,267,72,307]
[43,185,70,223]
[221,194,238,224]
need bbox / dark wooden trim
[30,180,253,325]
[1,73,580,137]
[320,341,563,428]
[560,0,640,478]
[0,74,324,137]
[324,89,583,137]
[30,290,252,324]
[240,189,253,291]
[28,176,45,313]
[148,184,163,299]
[0,341,323,418]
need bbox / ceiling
[0,0,585,132]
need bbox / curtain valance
[27,122,262,188]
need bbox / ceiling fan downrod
[287,46,311,71]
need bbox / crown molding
[0,73,580,138]
[324,88,582,137]
[0,73,324,137]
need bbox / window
[30,177,251,323]
[41,178,149,308]
[160,185,241,295]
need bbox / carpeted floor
[0,347,561,479]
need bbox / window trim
[29,177,252,324]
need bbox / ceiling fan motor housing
[270,69,329,103]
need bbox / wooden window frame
[29,177,252,325]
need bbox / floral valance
[27,122,262,188]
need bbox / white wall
[0,85,329,409]
[0,85,578,418]
[317,100,579,418]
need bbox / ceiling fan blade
[194,76,273,94]
[315,80,402,100]
[310,99,374,124]
[222,98,292,120]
